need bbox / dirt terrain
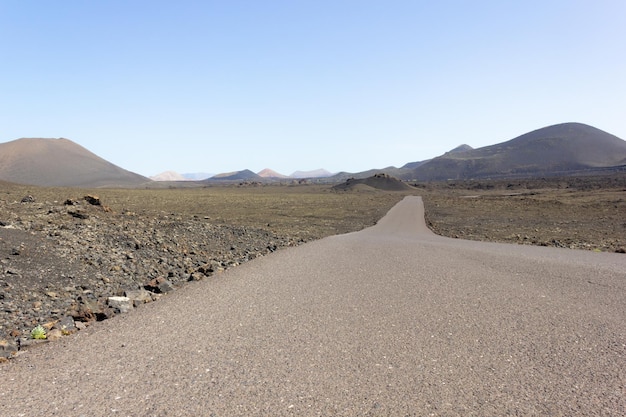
[1,174,624,359]
[421,173,626,253]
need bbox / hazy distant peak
[150,171,187,181]
[182,172,213,180]
[290,168,333,178]
[257,168,288,178]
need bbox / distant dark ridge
[0,138,150,187]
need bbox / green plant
[30,325,47,339]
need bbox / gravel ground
[0,194,304,354]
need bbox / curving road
[1,196,625,416]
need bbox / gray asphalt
[1,196,625,416]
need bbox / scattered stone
[0,192,306,360]
[0,339,18,360]
[54,316,77,335]
[145,277,175,294]
[67,210,89,219]
[42,320,59,330]
[124,289,153,306]
[188,271,205,281]
[84,195,101,206]
[72,299,103,322]
[107,296,133,314]
[45,328,63,341]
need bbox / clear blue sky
[1,1,625,177]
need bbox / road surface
[1,196,625,416]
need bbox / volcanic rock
[107,296,133,314]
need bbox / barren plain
[1,173,625,358]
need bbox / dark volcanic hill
[332,173,415,192]
[209,169,261,181]
[0,138,151,187]
[406,123,626,180]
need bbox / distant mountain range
[2,123,625,187]
[151,168,334,182]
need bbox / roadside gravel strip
[1,196,625,416]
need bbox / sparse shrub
[30,325,47,339]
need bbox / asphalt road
[1,196,625,416]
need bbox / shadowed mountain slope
[407,123,626,180]
[402,144,473,171]
[0,138,150,187]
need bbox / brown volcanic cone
[0,138,150,187]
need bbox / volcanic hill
[0,138,150,187]
[257,168,288,179]
[406,123,626,180]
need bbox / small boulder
[68,210,89,219]
[188,272,205,282]
[145,277,174,294]
[45,328,64,342]
[72,298,106,322]
[124,289,153,307]
[0,339,19,361]
[84,195,101,206]
[107,296,133,314]
[54,316,77,335]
